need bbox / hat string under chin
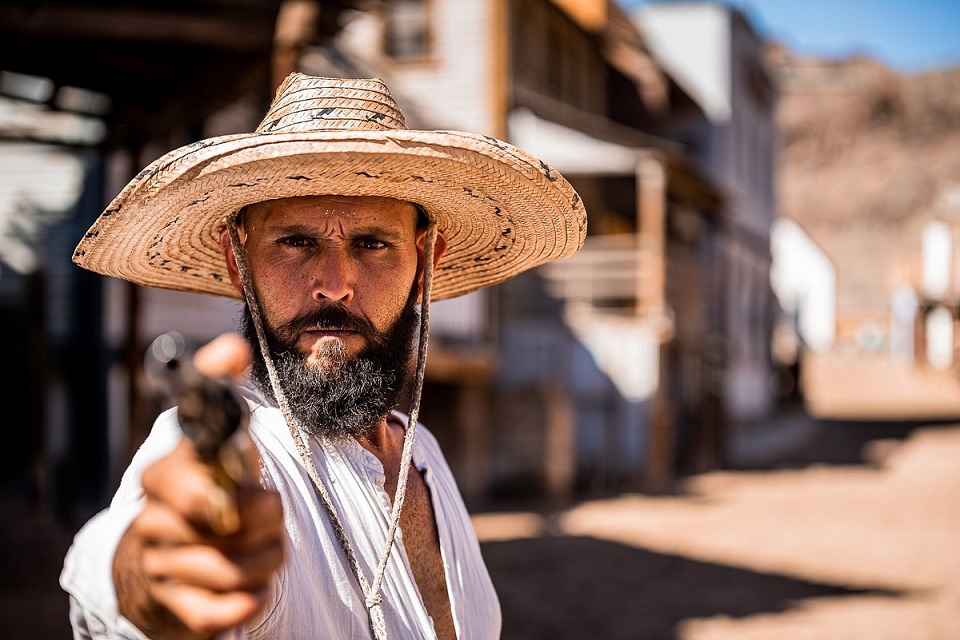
[226,217,436,640]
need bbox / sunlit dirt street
[3,412,959,640]
[476,416,960,639]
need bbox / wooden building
[316,0,730,498]
[0,0,364,521]
[636,2,780,432]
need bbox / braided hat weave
[74,73,586,300]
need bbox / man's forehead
[244,195,419,226]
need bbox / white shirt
[60,387,501,639]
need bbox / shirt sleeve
[60,408,183,639]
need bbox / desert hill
[770,46,960,325]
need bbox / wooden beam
[0,6,275,50]
[636,152,666,315]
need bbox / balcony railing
[540,234,655,309]
[540,233,674,339]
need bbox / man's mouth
[303,327,358,339]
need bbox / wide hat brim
[74,84,586,301]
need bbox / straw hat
[73,73,586,301]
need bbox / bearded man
[61,73,585,640]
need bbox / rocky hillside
[770,46,960,322]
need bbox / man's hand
[113,334,284,640]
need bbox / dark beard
[241,298,419,440]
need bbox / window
[384,0,432,60]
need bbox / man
[61,73,586,639]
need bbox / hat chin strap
[226,218,437,640]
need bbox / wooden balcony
[540,233,673,338]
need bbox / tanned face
[240,196,422,361]
[221,195,445,438]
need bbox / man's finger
[133,501,209,546]
[141,440,226,527]
[153,581,267,636]
[142,542,283,592]
[193,333,252,381]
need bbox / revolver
[145,332,258,534]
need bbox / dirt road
[476,418,960,639]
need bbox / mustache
[273,304,381,348]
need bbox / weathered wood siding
[339,0,498,134]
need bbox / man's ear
[416,229,447,299]
[219,228,244,296]
[430,231,448,270]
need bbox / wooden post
[636,153,674,491]
[272,0,319,90]
[542,379,575,502]
[636,154,666,314]
[457,380,488,505]
[489,0,511,140]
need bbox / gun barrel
[145,332,257,534]
[146,332,249,461]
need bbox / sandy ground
[803,351,960,420]
[476,419,960,639]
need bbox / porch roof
[0,0,361,145]
[508,107,725,212]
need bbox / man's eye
[280,235,314,248]
[358,238,388,250]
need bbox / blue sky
[620,0,960,73]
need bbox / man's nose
[311,250,355,303]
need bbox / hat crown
[255,74,407,134]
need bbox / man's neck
[355,415,403,465]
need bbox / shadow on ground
[730,410,959,472]
[483,535,899,640]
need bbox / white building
[634,2,778,426]
[769,217,836,354]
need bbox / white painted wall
[922,220,951,300]
[770,217,836,352]
[636,3,731,121]
[926,306,954,370]
[564,305,661,403]
[0,143,83,275]
[139,288,242,345]
[639,4,775,232]
[338,0,497,133]
[889,285,918,364]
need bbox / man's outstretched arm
[63,334,284,640]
